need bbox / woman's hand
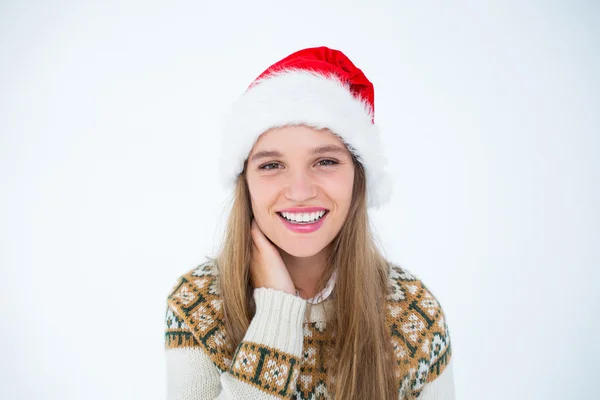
[250,219,297,296]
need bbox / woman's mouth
[277,210,328,224]
[276,210,329,233]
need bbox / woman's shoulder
[166,258,223,310]
[166,258,220,301]
[385,261,453,396]
[386,261,443,305]
[385,260,451,343]
[165,258,233,370]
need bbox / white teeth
[280,210,326,223]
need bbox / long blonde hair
[216,156,398,399]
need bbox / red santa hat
[219,46,392,209]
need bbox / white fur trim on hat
[219,69,392,209]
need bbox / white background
[1,1,598,399]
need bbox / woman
[165,47,454,399]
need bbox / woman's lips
[277,211,328,233]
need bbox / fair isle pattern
[387,263,452,398]
[165,260,452,399]
[165,260,235,372]
[230,341,301,397]
[296,320,336,399]
[164,306,201,349]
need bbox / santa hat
[219,46,392,209]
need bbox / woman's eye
[317,159,338,166]
[259,162,281,170]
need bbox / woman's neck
[278,246,330,300]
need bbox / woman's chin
[277,240,328,259]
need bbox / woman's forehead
[250,125,350,154]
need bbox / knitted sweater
[164,260,454,399]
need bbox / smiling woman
[164,47,454,399]
[246,126,355,258]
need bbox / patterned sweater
[165,260,454,399]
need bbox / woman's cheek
[255,194,280,219]
[327,175,353,198]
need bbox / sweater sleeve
[165,287,306,400]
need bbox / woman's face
[245,125,355,258]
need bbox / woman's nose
[284,170,318,202]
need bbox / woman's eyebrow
[309,145,347,155]
[249,150,283,163]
